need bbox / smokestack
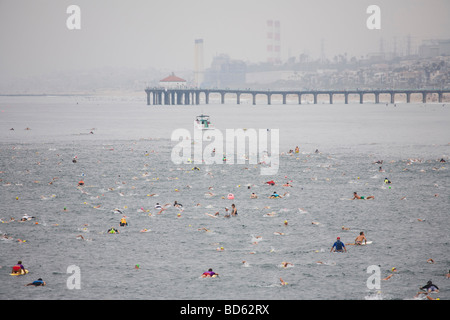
[267,20,281,65]
[194,39,204,87]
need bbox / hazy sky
[1,0,449,79]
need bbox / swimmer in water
[119,217,128,227]
[330,237,347,253]
[281,262,293,268]
[352,192,374,200]
[174,201,183,209]
[25,278,46,287]
[250,192,258,199]
[107,227,119,234]
[231,204,238,216]
[383,267,397,280]
[269,191,282,198]
[415,280,439,298]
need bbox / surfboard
[345,241,373,246]
[10,269,28,276]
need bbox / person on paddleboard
[354,232,367,245]
[11,261,26,274]
[201,268,219,278]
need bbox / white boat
[194,114,214,130]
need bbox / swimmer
[280,278,288,286]
[352,192,374,200]
[20,214,34,222]
[224,207,230,218]
[157,203,170,214]
[119,217,128,227]
[250,192,258,199]
[427,258,435,264]
[107,227,119,234]
[174,201,183,209]
[25,278,46,287]
[383,267,397,280]
[341,226,350,230]
[231,204,238,216]
[446,270,450,279]
[269,191,282,198]
[415,280,439,298]
[384,178,391,184]
[281,262,293,268]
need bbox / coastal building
[159,73,187,89]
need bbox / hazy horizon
[1,0,450,83]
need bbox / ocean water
[0,95,449,300]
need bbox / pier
[145,88,450,105]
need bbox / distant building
[194,39,205,87]
[419,39,450,58]
[203,54,246,88]
[159,73,187,89]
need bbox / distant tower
[393,36,397,57]
[267,20,281,65]
[406,34,411,56]
[194,39,204,87]
[320,38,326,64]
